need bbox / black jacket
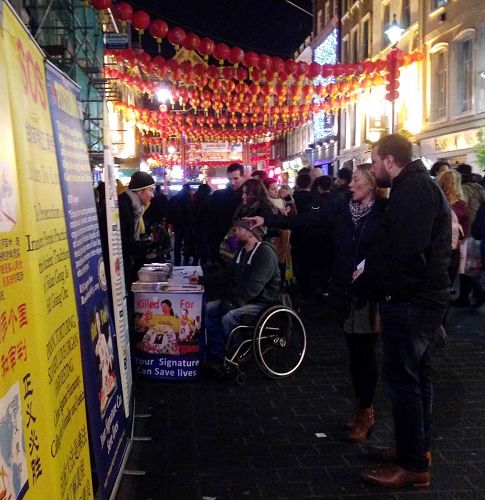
[328,198,387,312]
[200,241,281,307]
[263,196,385,311]
[209,187,242,246]
[366,160,451,309]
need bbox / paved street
[117,304,485,499]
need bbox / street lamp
[385,15,404,133]
[385,14,404,48]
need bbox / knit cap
[129,171,155,191]
[234,218,267,241]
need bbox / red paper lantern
[148,19,168,41]
[243,51,259,69]
[112,1,132,21]
[193,63,206,78]
[278,71,289,82]
[183,33,201,51]
[375,59,387,72]
[386,90,399,101]
[137,51,151,68]
[167,27,186,46]
[165,59,179,74]
[152,55,166,76]
[250,68,262,82]
[213,42,230,63]
[362,60,376,74]
[307,62,321,79]
[222,66,235,81]
[236,67,248,82]
[91,0,111,9]
[283,60,297,76]
[198,37,215,58]
[206,65,220,80]
[271,57,285,74]
[228,47,244,65]
[258,54,272,72]
[295,61,308,77]
[122,48,136,63]
[321,64,334,78]
[132,10,150,32]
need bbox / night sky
[132,0,313,59]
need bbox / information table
[132,266,204,380]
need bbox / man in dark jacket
[359,134,451,489]
[208,163,245,267]
[167,183,194,266]
[191,219,280,362]
[118,171,155,291]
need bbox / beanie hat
[129,171,155,191]
[234,218,267,241]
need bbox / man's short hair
[375,134,413,167]
[296,172,312,189]
[456,163,472,175]
[227,163,244,176]
[251,170,267,180]
[337,168,352,184]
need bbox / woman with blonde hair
[245,164,387,442]
[437,169,470,304]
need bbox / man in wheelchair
[190,219,281,374]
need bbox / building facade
[417,0,485,169]
[338,0,485,170]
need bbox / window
[317,8,323,31]
[382,3,390,49]
[431,0,448,11]
[454,35,474,114]
[351,27,359,63]
[324,1,331,25]
[362,17,370,59]
[430,48,448,121]
[342,36,349,63]
[401,0,410,29]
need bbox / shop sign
[431,129,480,153]
[105,33,129,49]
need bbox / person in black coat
[208,163,245,268]
[192,183,212,267]
[167,183,194,266]
[118,171,155,290]
[361,134,451,489]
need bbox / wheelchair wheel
[252,306,306,378]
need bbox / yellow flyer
[0,3,93,499]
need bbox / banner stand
[109,396,158,498]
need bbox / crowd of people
[96,133,485,490]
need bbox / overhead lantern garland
[93,0,423,146]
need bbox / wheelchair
[222,304,307,385]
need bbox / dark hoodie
[366,160,451,309]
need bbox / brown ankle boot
[347,407,375,443]
[343,411,359,430]
[343,400,360,430]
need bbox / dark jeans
[344,333,379,409]
[173,228,192,266]
[380,301,444,473]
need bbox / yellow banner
[0,4,93,499]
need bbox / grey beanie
[234,218,267,241]
[129,171,155,191]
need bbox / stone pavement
[116,304,485,499]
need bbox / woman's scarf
[349,199,375,226]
